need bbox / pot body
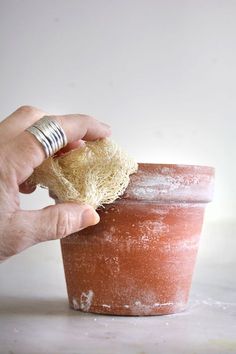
[61,164,214,316]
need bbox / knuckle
[80,114,94,123]
[0,150,4,163]
[17,105,39,116]
[0,148,12,183]
[54,207,73,239]
[0,213,26,260]
[54,115,63,126]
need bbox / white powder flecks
[125,166,214,203]
[192,298,236,310]
[72,298,80,310]
[103,226,116,242]
[131,220,170,250]
[153,302,176,307]
[72,290,94,312]
[159,236,200,253]
[104,256,120,273]
[137,220,169,236]
[129,300,186,315]
[102,304,111,308]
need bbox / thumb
[38,202,100,241]
[13,202,100,244]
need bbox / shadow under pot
[60,163,214,316]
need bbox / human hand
[0,106,111,262]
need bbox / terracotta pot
[61,163,214,316]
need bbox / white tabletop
[0,220,235,354]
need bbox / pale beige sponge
[28,138,138,208]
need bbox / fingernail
[81,208,100,228]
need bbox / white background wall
[0,0,235,227]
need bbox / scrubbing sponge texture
[29,139,138,208]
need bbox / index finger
[3,114,111,185]
[0,106,47,144]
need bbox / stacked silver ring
[26,116,68,158]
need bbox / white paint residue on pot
[127,169,214,202]
[104,256,120,273]
[132,175,183,195]
[160,166,175,174]
[153,302,175,307]
[102,304,111,308]
[122,300,186,315]
[131,300,154,315]
[138,220,170,238]
[148,207,170,215]
[127,284,188,315]
[129,300,185,315]
[72,298,80,310]
[103,226,116,242]
[136,173,201,189]
[80,290,94,311]
[180,239,200,250]
[159,236,200,253]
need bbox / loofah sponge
[28,138,138,208]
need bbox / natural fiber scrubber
[28,138,138,208]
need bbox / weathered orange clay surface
[61,163,215,316]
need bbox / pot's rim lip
[137,162,215,171]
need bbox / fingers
[23,202,100,241]
[19,140,86,191]
[55,114,111,143]
[3,114,111,185]
[54,139,86,157]
[19,141,85,192]
[0,203,100,260]
[0,106,46,144]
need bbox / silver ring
[26,116,68,158]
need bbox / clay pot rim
[123,162,215,203]
[137,162,215,173]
